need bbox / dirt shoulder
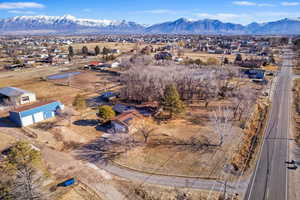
[289,78,300,200]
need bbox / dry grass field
[0,67,120,106]
[115,101,244,178]
[183,50,263,63]
[115,179,239,200]
[62,42,165,53]
[293,78,300,144]
[0,131,16,151]
[49,71,120,93]
[262,65,279,71]
[58,185,101,200]
[0,77,81,106]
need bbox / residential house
[0,87,36,106]
[9,101,64,127]
[110,110,141,133]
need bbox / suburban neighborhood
[0,1,300,200]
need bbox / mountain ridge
[1,15,300,35]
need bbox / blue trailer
[57,178,76,187]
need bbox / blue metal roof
[0,87,33,97]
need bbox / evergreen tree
[102,47,110,56]
[194,58,204,65]
[72,94,86,110]
[223,57,229,65]
[161,84,184,118]
[95,46,100,56]
[82,46,88,55]
[68,45,74,58]
[235,54,243,62]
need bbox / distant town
[0,27,299,200]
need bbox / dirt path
[289,75,300,200]
[0,123,126,200]
[42,147,126,200]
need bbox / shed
[0,87,36,106]
[9,101,64,127]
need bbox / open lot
[115,101,243,178]
[62,42,165,54]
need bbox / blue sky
[1,0,300,25]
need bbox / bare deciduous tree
[132,118,157,143]
[120,64,240,105]
[211,105,233,146]
[12,167,45,200]
[56,107,75,126]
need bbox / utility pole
[222,180,228,200]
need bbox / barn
[0,87,36,106]
[9,101,64,127]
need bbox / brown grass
[115,102,243,178]
[115,179,240,200]
[0,131,16,151]
[293,78,300,144]
[63,42,165,53]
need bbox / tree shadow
[73,119,99,126]
[147,135,218,154]
[74,135,140,164]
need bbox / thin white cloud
[233,1,256,6]
[8,10,36,14]
[195,13,241,21]
[0,2,44,9]
[233,1,274,7]
[83,8,91,12]
[194,11,300,25]
[138,9,177,14]
[281,2,300,6]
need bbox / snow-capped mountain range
[1,15,300,35]
[0,15,145,34]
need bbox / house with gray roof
[0,87,36,106]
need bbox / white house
[0,87,36,106]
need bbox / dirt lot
[0,67,120,106]
[57,184,102,200]
[115,101,244,178]
[49,71,120,94]
[115,179,239,200]
[0,131,16,150]
[183,50,265,64]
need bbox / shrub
[98,105,116,122]
[72,94,86,110]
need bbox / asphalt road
[96,160,248,193]
[244,48,293,200]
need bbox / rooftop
[0,87,33,97]
[11,100,58,113]
[112,110,141,125]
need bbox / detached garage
[9,101,64,127]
